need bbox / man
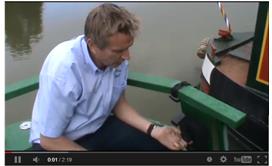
[30,3,188,151]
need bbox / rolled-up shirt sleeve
[38,73,79,138]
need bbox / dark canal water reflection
[5,2,43,60]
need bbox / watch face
[154,123,164,127]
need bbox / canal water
[5,2,258,125]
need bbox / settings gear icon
[220,155,227,163]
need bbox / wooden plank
[5,76,39,101]
[179,86,246,128]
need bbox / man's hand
[151,126,190,151]
[114,94,191,151]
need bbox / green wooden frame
[5,71,246,151]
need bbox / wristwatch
[147,122,164,136]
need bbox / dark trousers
[32,115,168,151]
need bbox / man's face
[97,33,134,68]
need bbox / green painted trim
[209,121,229,150]
[128,71,180,93]
[5,76,39,101]
[127,72,246,150]
[5,72,180,101]
[178,86,245,150]
[5,121,32,151]
[178,86,246,128]
[5,71,246,150]
[247,2,268,93]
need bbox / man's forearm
[113,95,151,134]
[40,134,86,151]
[113,94,188,150]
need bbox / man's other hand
[151,126,190,151]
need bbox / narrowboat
[197,2,268,151]
[5,2,268,153]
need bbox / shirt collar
[81,36,120,74]
[81,37,99,73]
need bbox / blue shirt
[29,35,128,143]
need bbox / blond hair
[84,3,140,49]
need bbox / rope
[217,2,232,33]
